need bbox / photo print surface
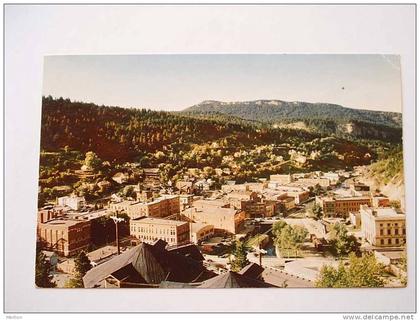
[36,54,406,289]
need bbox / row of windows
[379,228,406,236]
[379,222,404,227]
[130,225,176,235]
[379,238,404,245]
[138,235,176,243]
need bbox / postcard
[36,54,406,289]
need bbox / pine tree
[230,240,250,272]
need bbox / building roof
[131,217,187,226]
[193,199,230,208]
[38,218,89,228]
[197,271,276,288]
[83,240,214,288]
[238,263,264,279]
[361,206,405,219]
[167,243,205,262]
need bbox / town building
[315,195,372,217]
[266,185,310,204]
[176,181,194,194]
[278,196,296,212]
[349,182,371,196]
[109,195,180,220]
[372,196,390,208]
[179,194,194,211]
[297,177,331,188]
[37,206,67,223]
[57,195,86,211]
[130,217,190,246]
[360,206,406,247]
[270,174,293,185]
[349,211,361,228]
[143,168,161,187]
[322,172,340,185]
[182,205,246,235]
[37,217,91,257]
[190,223,214,244]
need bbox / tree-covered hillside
[40,96,319,162]
[182,100,402,142]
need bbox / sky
[43,54,402,113]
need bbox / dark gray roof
[197,271,277,288]
[83,245,141,288]
[83,240,215,288]
[238,263,264,279]
[167,243,205,262]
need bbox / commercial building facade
[316,195,372,217]
[360,206,406,247]
[130,217,190,246]
[109,195,180,220]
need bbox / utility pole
[111,211,124,255]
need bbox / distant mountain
[181,100,402,142]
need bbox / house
[112,172,129,184]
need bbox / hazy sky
[43,54,402,112]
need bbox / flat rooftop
[39,218,88,228]
[131,217,187,226]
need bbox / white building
[57,195,86,211]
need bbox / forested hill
[40,97,323,162]
[183,100,402,127]
[182,100,402,141]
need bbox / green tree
[230,240,250,272]
[311,204,323,220]
[316,253,385,288]
[273,221,308,258]
[65,251,92,288]
[330,223,359,257]
[35,247,56,288]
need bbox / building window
[388,239,392,245]
[387,229,391,235]
[395,229,399,235]
[380,239,384,245]
[380,229,383,236]
[396,239,400,244]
